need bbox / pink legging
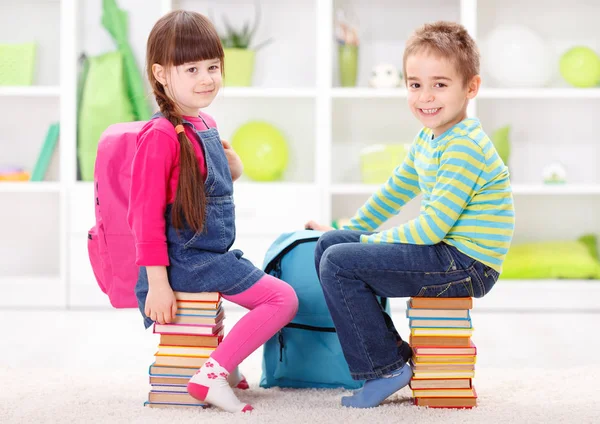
[211,274,299,372]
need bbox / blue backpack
[259,230,389,390]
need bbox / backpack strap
[262,230,324,272]
[151,111,210,132]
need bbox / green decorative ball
[231,121,289,182]
[559,46,600,88]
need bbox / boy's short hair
[403,21,480,86]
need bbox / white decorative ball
[368,63,402,88]
[482,25,554,88]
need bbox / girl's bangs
[171,18,223,66]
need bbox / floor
[2,306,600,423]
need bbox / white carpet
[2,365,599,423]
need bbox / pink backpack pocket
[87,225,108,295]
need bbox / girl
[129,10,298,413]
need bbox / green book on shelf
[30,122,60,182]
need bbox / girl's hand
[145,279,178,325]
[221,139,244,181]
[305,220,335,232]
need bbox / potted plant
[217,2,272,86]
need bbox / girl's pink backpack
[87,121,146,308]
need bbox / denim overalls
[135,113,264,328]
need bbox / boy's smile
[405,52,480,137]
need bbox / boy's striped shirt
[344,118,515,272]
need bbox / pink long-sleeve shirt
[127,113,216,266]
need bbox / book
[30,122,60,182]
[410,297,473,310]
[412,341,477,356]
[160,331,223,347]
[412,387,476,398]
[409,378,472,390]
[153,355,208,368]
[0,171,30,181]
[174,291,221,302]
[414,355,476,364]
[149,375,190,385]
[411,362,475,372]
[410,335,472,347]
[414,392,477,408]
[173,308,225,325]
[413,370,475,379]
[144,402,206,409]
[410,327,474,337]
[406,304,470,319]
[150,385,188,393]
[155,345,216,357]
[153,322,224,336]
[148,391,206,405]
[177,300,221,309]
[177,304,224,316]
[409,318,472,328]
[149,363,197,377]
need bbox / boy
[306,21,514,408]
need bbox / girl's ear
[152,63,167,86]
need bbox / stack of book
[407,297,478,409]
[145,291,225,409]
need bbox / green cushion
[502,237,600,279]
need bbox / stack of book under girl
[145,291,224,409]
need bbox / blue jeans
[314,230,499,380]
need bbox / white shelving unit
[1,0,599,309]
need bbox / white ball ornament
[482,25,554,88]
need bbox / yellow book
[414,355,476,364]
[410,327,474,337]
[411,362,475,372]
[155,345,216,357]
[153,355,208,368]
[413,370,475,379]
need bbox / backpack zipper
[277,323,337,362]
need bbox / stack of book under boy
[144,291,225,409]
[407,297,478,409]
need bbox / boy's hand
[305,220,335,232]
[221,139,244,181]
[145,282,178,325]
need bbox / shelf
[218,87,317,99]
[331,184,600,196]
[478,88,600,99]
[0,86,61,97]
[383,280,600,312]
[511,184,600,195]
[332,88,408,99]
[330,87,600,100]
[235,181,317,190]
[0,182,62,193]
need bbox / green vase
[338,45,358,87]
[223,48,255,86]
